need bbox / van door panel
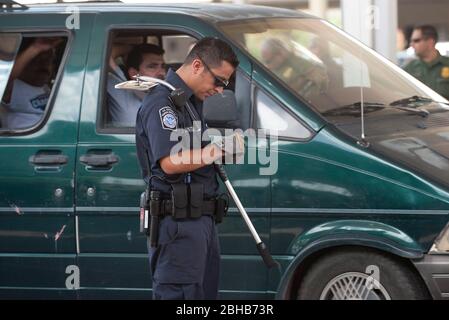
[0,14,94,297]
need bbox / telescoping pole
[214,164,279,269]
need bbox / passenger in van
[260,38,329,98]
[309,38,343,89]
[107,43,166,127]
[108,40,133,88]
[1,37,61,130]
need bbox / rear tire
[297,248,429,300]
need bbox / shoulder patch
[441,67,449,79]
[159,106,178,130]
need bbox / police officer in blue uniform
[136,37,239,300]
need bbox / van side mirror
[203,90,240,129]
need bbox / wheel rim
[320,272,391,300]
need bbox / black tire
[297,248,429,300]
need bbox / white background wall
[399,0,449,40]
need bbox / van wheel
[297,248,428,300]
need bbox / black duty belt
[160,199,217,217]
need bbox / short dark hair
[184,37,239,69]
[126,43,165,70]
[415,25,439,43]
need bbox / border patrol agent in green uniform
[404,25,449,100]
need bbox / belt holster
[214,197,228,224]
[139,189,153,235]
[171,184,188,219]
[189,183,204,219]
[139,189,163,248]
[171,183,204,219]
[148,190,162,247]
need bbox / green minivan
[1,2,449,300]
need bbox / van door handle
[80,153,119,167]
[29,153,68,166]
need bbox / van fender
[275,220,424,299]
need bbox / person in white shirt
[107,43,166,127]
[1,37,60,130]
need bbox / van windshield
[220,18,449,190]
[219,18,448,116]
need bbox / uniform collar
[426,51,444,68]
[166,68,194,100]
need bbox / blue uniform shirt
[135,69,219,199]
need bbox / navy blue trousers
[147,215,220,300]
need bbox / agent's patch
[441,67,449,79]
[159,106,178,130]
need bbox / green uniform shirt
[404,53,449,100]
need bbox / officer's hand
[211,132,245,156]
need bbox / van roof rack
[1,0,122,10]
[39,0,122,3]
[51,0,122,3]
[0,0,28,10]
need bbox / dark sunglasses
[198,57,229,88]
[411,37,425,44]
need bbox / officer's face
[194,59,234,101]
[411,30,435,58]
[129,53,166,80]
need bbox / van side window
[162,35,197,72]
[0,34,21,100]
[256,88,312,140]
[102,32,197,130]
[0,33,21,128]
[0,34,68,133]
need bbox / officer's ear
[192,58,204,75]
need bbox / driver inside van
[107,43,166,127]
[260,37,329,99]
[1,37,61,130]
